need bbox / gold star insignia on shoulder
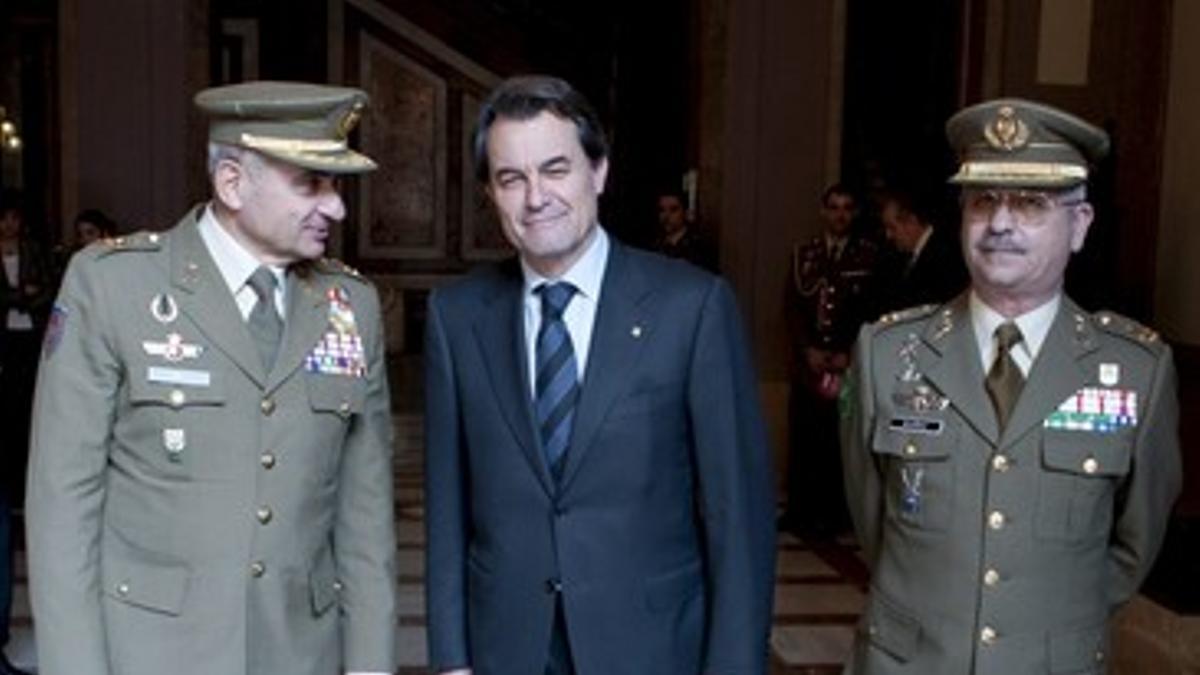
[877,304,939,327]
[1092,310,1161,348]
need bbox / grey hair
[206,142,261,177]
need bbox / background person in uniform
[780,183,877,539]
[424,75,775,675]
[25,82,397,675]
[652,187,716,271]
[840,99,1181,673]
[876,188,967,313]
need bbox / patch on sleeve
[43,304,69,360]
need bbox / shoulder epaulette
[1092,310,1163,351]
[318,257,368,283]
[95,231,164,257]
[876,303,939,327]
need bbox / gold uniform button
[983,569,1001,586]
[256,507,273,524]
[991,455,1010,472]
[904,441,918,456]
[116,582,130,596]
[168,389,186,408]
[338,401,351,416]
[1082,457,1099,474]
[980,626,997,645]
[260,453,276,469]
[988,511,1006,530]
[249,561,266,578]
[148,233,160,244]
[260,398,276,415]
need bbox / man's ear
[1069,202,1094,253]
[211,158,248,211]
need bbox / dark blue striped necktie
[535,282,580,479]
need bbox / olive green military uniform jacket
[841,294,1180,675]
[26,208,397,675]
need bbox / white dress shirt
[196,205,286,320]
[970,291,1060,377]
[521,226,609,397]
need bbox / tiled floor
[5,414,871,673]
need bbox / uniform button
[988,511,1006,530]
[256,506,273,524]
[904,441,918,456]
[991,455,1010,472]
[148,233,160,244]
[333,580,343,592]
[544,578,562,594]
[338,401,351,416]
[980,626,997,645]
[260,398,276,415]
[116,582,131,596]
[1095,650,1105,663]
[1082,457,1099,474]
[260,453,276,469]
[168,389,186,408]
[983,568,1001,587]
[249,561,266,577]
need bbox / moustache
[976,237,1024,254]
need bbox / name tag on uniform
[147,366,211,388]
[889,416,944,436]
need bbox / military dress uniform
[25,83,397,675]
[782,232,877,536]
[840,99,1182,674]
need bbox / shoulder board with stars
[876,304,940,327]
[317,257,368,283]
[95,231,164,257]
[1092,310,1164,353]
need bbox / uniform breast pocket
[307,374,366,420]
[1036,431,1132,543]
[123,372,227,478]
[872,416,957,532]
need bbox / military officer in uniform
[841,99,1181,674]
[781,184,877,538]
[26,82,397,675]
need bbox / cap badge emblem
[984,105,1030,151]
[336,102,364,140]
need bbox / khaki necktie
[985,322,1025,430]
[247,266,283,370]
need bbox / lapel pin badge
[149,292,179,324]
[1099,363,1120,387]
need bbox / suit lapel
[558,244,654,492]
[1001,299,1097,447]
[266,267,330,393]
[169,213,267,387]
[472,263,555,496]
[920,296,1000,446]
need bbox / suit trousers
[0,489,12,647]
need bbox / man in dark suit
[424,75,775,675]
[876,189,967,314]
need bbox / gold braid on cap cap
[957,161,1088,181]
[239,133,348,154]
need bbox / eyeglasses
[962,189,1085,224]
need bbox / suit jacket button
[260,453,276,469]
[545,578,562,594]
[249,561,266,578]
[260,398,276,416]
[256,506,273,524]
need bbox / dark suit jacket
[876,228,967,316]
[424,240,775,675]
